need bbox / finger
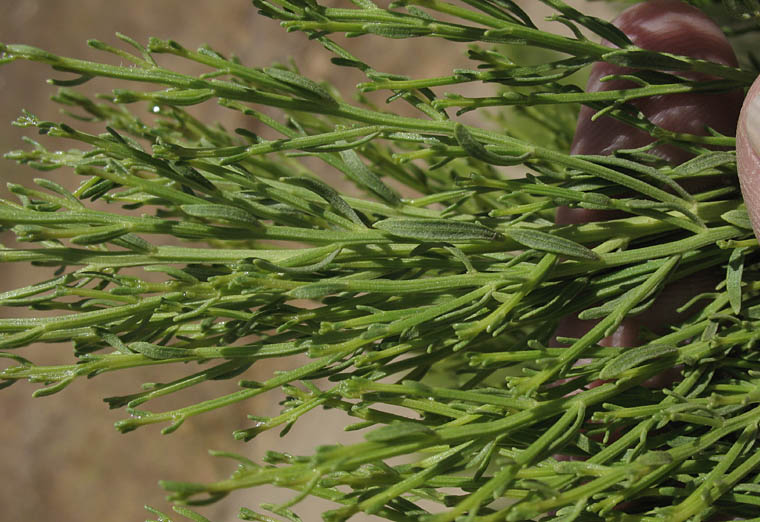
[555,0,742,349]
[558,0,743,225]
[571,0,740,160]
[736,76,760,240]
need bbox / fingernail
[744,93,760,160]
[736,76,760,242]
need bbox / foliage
[1,0,760,520]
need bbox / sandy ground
[0,2,613,521]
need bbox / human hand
[555,0,745,363]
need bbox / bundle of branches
[1,0,760,520]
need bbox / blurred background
[0,1,613,521]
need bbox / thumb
[736,77,760,239]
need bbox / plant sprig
[2,0,760,520]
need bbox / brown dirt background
[0,2,613,521]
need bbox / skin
[737,73,760,237]
[552,1,749,483]
[556,0,744,354]
[553,4,757,517]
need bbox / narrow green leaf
[539,0,631,47]
[599,344,678,380]
[144,265,200,284]
[635,450,673,467]
[365,421,436,442]
[454,123,531,166]
[129,342,190,360]
[671,151,735,177]
[330,57,367,69]
[727,247,745,315]
[578,291,657,320]
[504,227,599,260]
[144,505,172,522]
[181,204,258,226]
[263,67,336,104]
[406,5,434,20]
[582,155,692,202]
[255,248,341,274]
[49,73,94,87]
[302,130,380,153]
[79,178,118,201]
[159,480,210,495]
[362,24,432,38]
[172,505,212,522]
[111,233,156,253]
[238,507,277,522]
[374,218,500,242]
[32,376,76,397]
[338,149,401,206]
[289,282,347,299]
[0,352,34,366]
[33,177,84,207]
[602,49,691,70]
[721,208,753,230]
[284,176,365,226]
[150,88,215,106]
[351,0,380,9]
[70,224,130,245]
